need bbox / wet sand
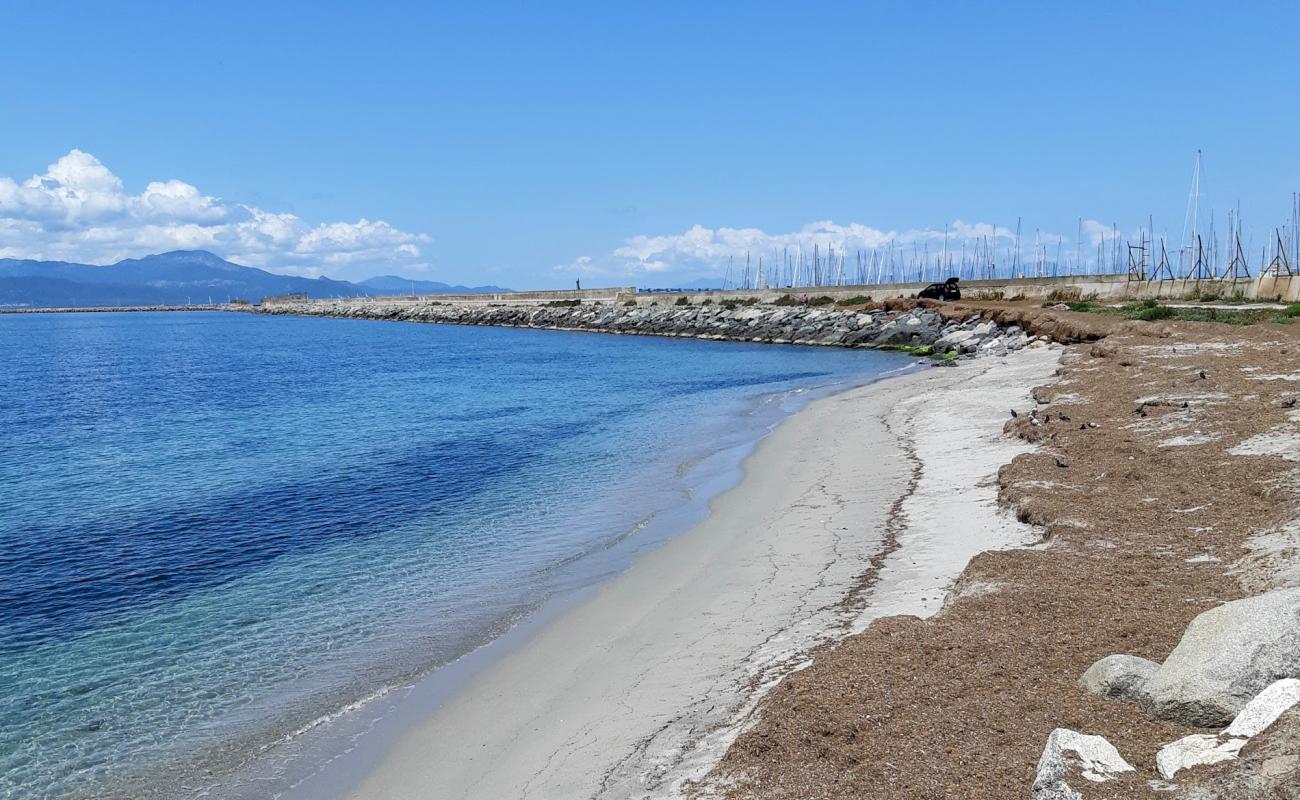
[340,347,1061,800]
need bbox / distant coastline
[0,305,225,314]
[0,249,508,310]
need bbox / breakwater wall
[252,300,1048,357]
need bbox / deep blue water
[0,311,907,799]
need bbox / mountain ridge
[0,251,508,308]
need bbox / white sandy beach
[340,347,1060,800]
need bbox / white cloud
[1081,218,1122,246]
[609,219,1019,276]
[552,255,606,277]
[0,149,432,276]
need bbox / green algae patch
[877,343,935,357]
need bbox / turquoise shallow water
[0,311,907,799]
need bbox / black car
[918,277,961,301]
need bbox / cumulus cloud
[609,219,1020,276]
[1081,218,1123,246]
[0,150,432,276]
[552,255,606,277]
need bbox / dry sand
[340,347,1061,800]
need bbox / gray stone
[1146,589,1300,727]
[1225,679,1300,738]
[933,329,976,351]
[1156,733,1246,779]
[1079,654,1159,705]
[1032,728,1135,800]
[1178,707,1300,799]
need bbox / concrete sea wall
[259,272,1300,315]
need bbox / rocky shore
[251,299,1051,357]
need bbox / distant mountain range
[0,251,508,308]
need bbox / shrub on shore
[1129,300,1176,321]
[836,295,872,306]
[674,296,690,306]
[1071,297,1300,326]
[1044,288,1084,302]
[809,295,836,306]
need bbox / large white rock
[1032,728,1135,800]
[1156,733,1247,779]
[1080,654,1159,704]
[1225,678,1300,738]
[933,329,976,351]
[1145,588,1300,727]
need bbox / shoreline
[189,351,921,800]
[300,347,1061,800]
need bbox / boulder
[1145,588,1300,727]
[1154,682,1300,783]
[933,329,976,351]
[1180,707,1300,799]
[1225,679,1300,738]
[1079,654,1159,705]
[1156,733,1247,779]
[1032,728,1135,800]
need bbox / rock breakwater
[252,301,1046,356]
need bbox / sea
[0,310,911,799]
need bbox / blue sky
[1,1,1298,287]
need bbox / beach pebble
[1080,654,1159,706]
[1032,728,1135,800]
